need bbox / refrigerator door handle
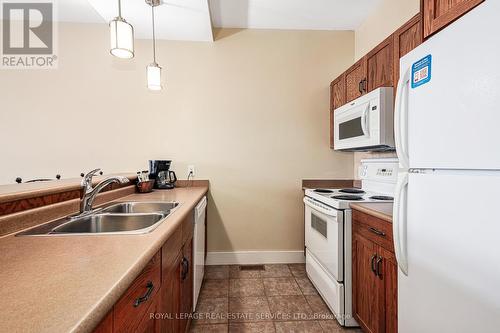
[394,67,411,170]
[393,171,409,275]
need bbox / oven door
[304,196,344,281]
[334,101,374,150]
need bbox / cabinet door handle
[369,227,386,237]
[358,80,363,94]
[362,79,367,92]
[370,254,377,275]
[133,281,154,307]
[376,256,383,279]
[181,257,189,280]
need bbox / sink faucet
[79,168,130,214]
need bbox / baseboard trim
[206,250,305,265]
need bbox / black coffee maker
[149,160,177,189]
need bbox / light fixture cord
[151,5,157,63]
[118,0,122,18]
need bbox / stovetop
[305,188,394,210]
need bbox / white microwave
[333,87,394,151]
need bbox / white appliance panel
[334,87,394,151]
[304,197,343,281]
[306,250,344,324]
[193,196,207,310]
[398,171,500,333]
[397,1,500,170]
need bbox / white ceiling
[56,0,382,41]
[86,0,214,41]
[209,0,382,30]
[56,0,105,23]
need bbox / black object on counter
[148,160,177,189]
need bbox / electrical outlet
[187,165,195,177]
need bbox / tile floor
[190,264,363,333]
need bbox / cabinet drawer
[114,251,161,333]
[352,210,394,253]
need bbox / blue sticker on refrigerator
[411,54,432,88]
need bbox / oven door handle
[303,197,338,217]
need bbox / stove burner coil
[331,195,364,201]
[339,188,365,194]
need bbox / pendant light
[146,0,162,91]
[109,0,134,59]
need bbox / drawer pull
[133,281,154,307]
[369,227,386,237]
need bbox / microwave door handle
[361,105,369,136]
[395,67,411,170]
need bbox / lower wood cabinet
[113,252,161,333]
[179,238,193,333]
[352,209,397,333]
[134,292,162,333]
[93,210,196,333]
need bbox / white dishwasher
[193,196,207,310]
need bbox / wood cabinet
[393,14,423,87]
[329,13,423,148]
[93,311,113,333]
[353,233,382,333]
[135,293,162,333]
[330,75,346,148]
[422,0,484,38]
[179,238,193,333]
[345,58,367,103]
[366,36,394,93]
[92,210,197,333]
[114,252,161,333]
[352,209,397,333]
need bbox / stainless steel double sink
[17,202,179,236]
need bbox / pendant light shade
[110,0,134,59]
[147,1,162,90]
[147,63,162,90]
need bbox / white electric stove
[304,158,398,327]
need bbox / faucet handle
[81,168,101,190]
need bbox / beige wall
[0,24,355,252]
[352,0,420,176]
[355,0,421,60]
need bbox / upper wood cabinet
[330,75,346,148]
[366,36,394,93]
[345,58,367,103]
[393,14,423,86]
[328,9,425,148]
[422,0,484,38]
[330,75,346,111]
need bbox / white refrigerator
[393,1,500,332]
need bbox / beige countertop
[0,186,208,333]
[350,202,393,223]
